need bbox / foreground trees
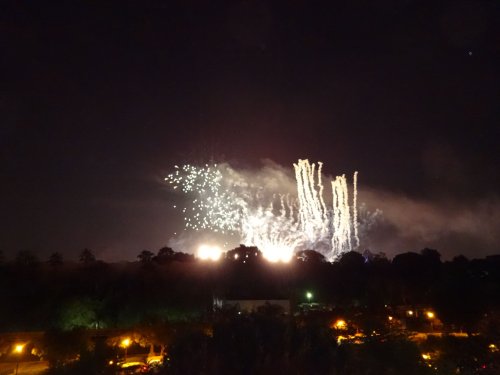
[0,248,498,335]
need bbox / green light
[306,291,313,301]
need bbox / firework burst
[166,159,359,261]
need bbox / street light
[13,344,24,375]
[306,291,313,302]
[426,311,436,331]
[121,338,131,362]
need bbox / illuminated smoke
[166,159,359,261]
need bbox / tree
[154,247,175,264]
[137,250,154,265]
[48,252,63,267]
[338,250,365,269]
[226,244,262,263]
[15,250,39,267]
[296,249,326,263]
[79,248,96,265]
[420,248,442,286]
[336,251,367,305]
[173,252,195,262]
[43,329,88,368]
[58,298,104,330]
[392,252,425,302]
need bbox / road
[0,361,48,375]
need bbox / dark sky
[1,0,499,261]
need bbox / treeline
[0,246,499,333]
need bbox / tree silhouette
[296,249,326,263]
[138,250,155,265]
[79,248,96,265]
[154,247,175,264]
[226,244,262,263]
[48,252,63,267]
[392,252,425,303]
[15,250,39,267]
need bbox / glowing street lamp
[306,291,313,302]
[426,311,436,331]
[121,338,131,362]
[13,344,24,375]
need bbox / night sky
[1,0,499,261]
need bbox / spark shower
[165,159,359,262]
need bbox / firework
[165,164,242,233]
[166,159,359,261]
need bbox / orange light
[14,344,24,354]
[333,319,347,330]
[388,316,393,321]
[426,311,435,319]
[121,338,131,348]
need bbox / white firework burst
[166,160,360,261]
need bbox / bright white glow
[261,244,293,263]
[197,244,222,261]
